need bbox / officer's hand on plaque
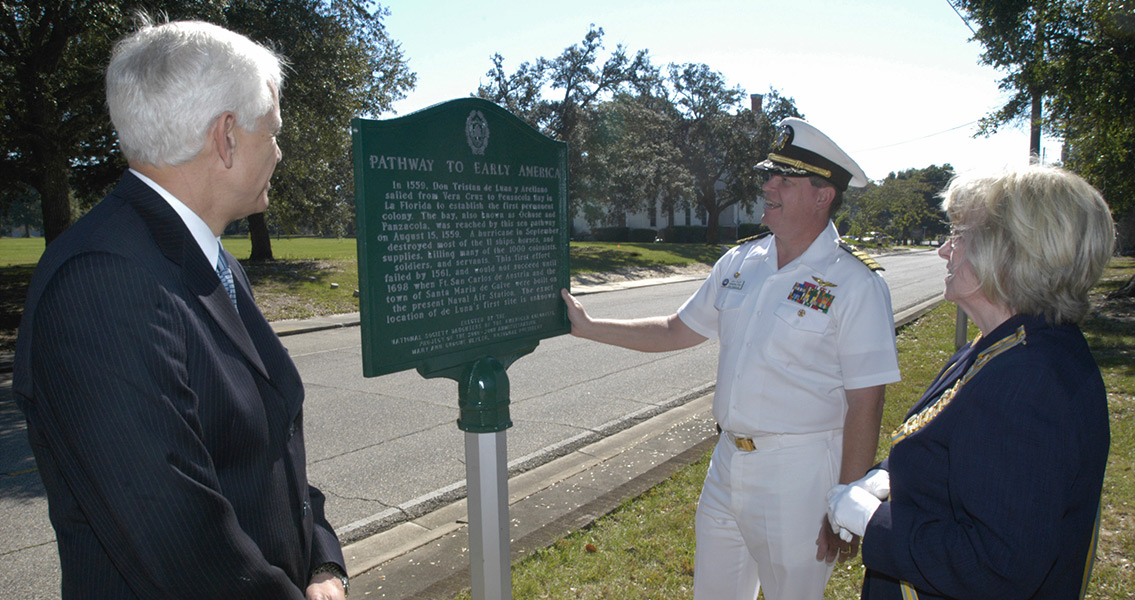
[560,289,590,336]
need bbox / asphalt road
[0,247,947,599]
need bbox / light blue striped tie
[216,251,237,309]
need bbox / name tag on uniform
[722,278,745,290]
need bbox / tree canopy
[953,0,1135,241]
[1,0,415,257]
[477,25,656,226]
[478,28,804,243]
[847,165,954,244]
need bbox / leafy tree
[1,182,43,237]
[666,66,797,243]
[952,1,1135,251]
[0,1,223,245]
[477,25,657,220]
[1,0,414,258]
[888,164,955,239]
[849,165,955,245]
[582,92,693,228]
[226,0,415,259]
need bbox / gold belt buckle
[734,436,756,452]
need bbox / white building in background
[571,198,764,240]
[571,92,768,241]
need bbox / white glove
[827,484,882,541]
[853,469,890,500]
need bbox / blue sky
[379,0,1062,181]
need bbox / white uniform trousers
[693,430,842,600]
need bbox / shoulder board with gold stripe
[839,242,884,271]
[736,231,772,245]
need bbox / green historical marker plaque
[352,98,570,378]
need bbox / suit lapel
[120,173,270,381]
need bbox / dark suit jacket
[861,314,1109,600]
[13,172,344,599]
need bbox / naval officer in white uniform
[561,117,900,600]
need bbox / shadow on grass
[242,259,345,287]
[569,243,722,274]
[0,265,34,332]
[1084,277,1135,377]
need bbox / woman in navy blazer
[827,165,1115,599]
[14,19,347,599]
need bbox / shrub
[592,227,630,242]
[629,228,659,243]
[662,226,708,243]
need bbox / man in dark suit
[13,19,347,600]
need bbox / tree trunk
[704,202,721,244]
[1111,274,1135,299]
[247,213,274,261]
[38,151,74,246]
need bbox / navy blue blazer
[861,314,1109,599]
[13,172,344,599]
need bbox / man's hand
[560,289,591,337]
[816,515,859,564]
[305,572,346,600]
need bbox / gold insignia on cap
[767,153,833,179]
[773,125,791,151]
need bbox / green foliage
[0,1,415,249]
[628,228,657,243]
[953,0,1135,225]
[1,1,158,243]
[736,222,769,240]
[228,0,415,243]
[591,227,630,242]
[477,29,802,244]
[584,93,694,228]
[660,225,709,244]
[848,165,954,243]
[477,26,656,223]
[0,182,43,236]
[667,66,774,243]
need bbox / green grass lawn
[0,237,45,267]
[455,257,1135,600]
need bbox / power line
[852,120,979,153]
[946,0,977,35]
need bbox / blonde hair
[941,165,1115,325]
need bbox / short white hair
[106,18,284,166]
[942,165,1116,325]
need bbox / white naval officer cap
[755,117,868,191]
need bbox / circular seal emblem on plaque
[466,110,489,155]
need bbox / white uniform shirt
[678,222,900,435]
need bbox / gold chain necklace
[891,325,1027,447]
